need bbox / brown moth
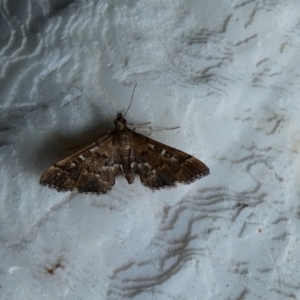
[40,113,209,194]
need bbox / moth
[40,114,209,194]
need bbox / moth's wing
[130,131,209,190]
[40,132,121,194]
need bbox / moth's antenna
[158,35,176,68]
[74,86,102,114]
[123,84,137,117]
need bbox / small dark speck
[45,263,64,275]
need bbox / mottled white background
[1,0,300,299]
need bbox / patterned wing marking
[40,133,121,194]
[130,131,209,190]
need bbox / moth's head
[114,113,127,130]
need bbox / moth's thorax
[113,113,131,149]
[114,127,131,151]
[114,113,127,131]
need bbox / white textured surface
[1,0,300,299]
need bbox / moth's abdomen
[119,147,134,184]
[116,130,135,184]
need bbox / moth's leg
[128,122,152,132]
[129,125,180,136]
